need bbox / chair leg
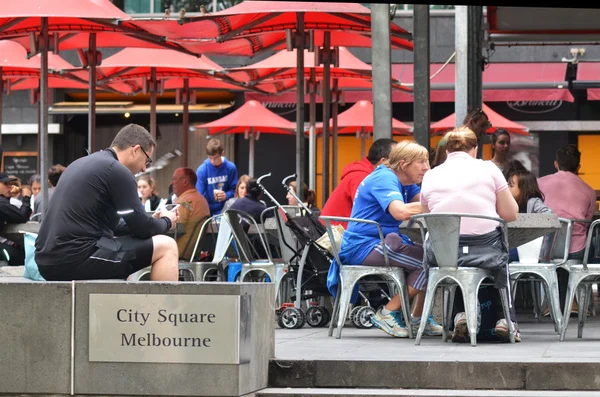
[539,270,563,334]
[461,283,480,347]
[499,287,516,344]
[328,283,342,337]
[577,284,592,339]
[335,278,356,339]
[415,278,439,345]
[442,284,457,343]
[559,273,581,341]
[531,280,542,322]
[397,274,414,339]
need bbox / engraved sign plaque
[88,294,251,364]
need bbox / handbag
[316,224,345,255]
[22,232,45,281]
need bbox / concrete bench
[0,276,274,396]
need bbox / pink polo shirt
[420,151,508,235]
[537,171,596,253]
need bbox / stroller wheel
[350,306,363,328]
[305,306,327,328]
[278,307,305,329]
[318,306,330,327]
[357,306,375,329]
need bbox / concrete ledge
[0,279,274,396]
[0,279,72,394]
[75,281,274,397]
[268,360,600,391]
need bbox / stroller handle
[255,172,283,210]
[257,172,272,186]
[281,173,312,215]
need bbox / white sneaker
[370,308,409,338]
[494,319,521,342]
[412,315,443,336]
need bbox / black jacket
[0,195,32,225]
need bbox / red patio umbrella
[81,47,245,167]
[0,0,181,216]
[130,1,414,200]
[430,103,530,136]
[195,100,295,176]
[314,100,412,158]
[130,1,413,57]
[224,47,371,84]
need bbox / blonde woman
[223,174,250,212]
[333,140,442,338]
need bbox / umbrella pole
[331,80,339,189]
[39,17,49,218]
[321,32,331,207]
[182,78,189,168]
[249,128,255,177]
[295,13,306,202]
[88,33,96,154]
[308,69,316,191]
[150,67,157,147]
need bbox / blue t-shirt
[338,164,420,266]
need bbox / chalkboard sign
[2,152,38,185]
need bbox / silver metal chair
[128,213,233,282]
[509,218,573,333]
[559,218,600,341]
[320,216,413,340]
[410,213,516,347]
[224,209,288,305]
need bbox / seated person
[35,124,179,281]
[171,167,210,261]
[0,173,32,266]
[320,138,397,228]
[33,164,65,216]
[506,169,552,262]
[286,181,319,212]
[334,140,442,338]
[229,178,268,223]
[223,174,251,212]
[420,126,520,343]
[137,174,166,212]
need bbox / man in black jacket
[0,173,32,266]
[35,124,179,281]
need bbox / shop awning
[245,62,572,104]
[576,63,600,101]
[391,62,572,102]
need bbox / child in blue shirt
[195,138,238,215]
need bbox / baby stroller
[256,173,333,329]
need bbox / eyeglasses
[136,145,152,167]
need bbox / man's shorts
[40,236,154,281]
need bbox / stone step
[268,359,600,391]
[256,388,600,397]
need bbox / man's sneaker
[412,315,444,336]
[451,312,469,343]
[370,308,409,338]
[494,318,522,343]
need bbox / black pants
[0,241,25,267]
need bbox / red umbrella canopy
[224,46,370,84]
[89,48,222,83]
[315,100,412,135]
[130,1,413,57]
[8,52,132,93]
[0,41,46,77]
[197,100,295,135]
[430,103,529,136]
[1,0,192,55]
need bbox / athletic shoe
[370,308,409,338]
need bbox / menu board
[2,151,38,184]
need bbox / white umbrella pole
[249,128,255,177]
